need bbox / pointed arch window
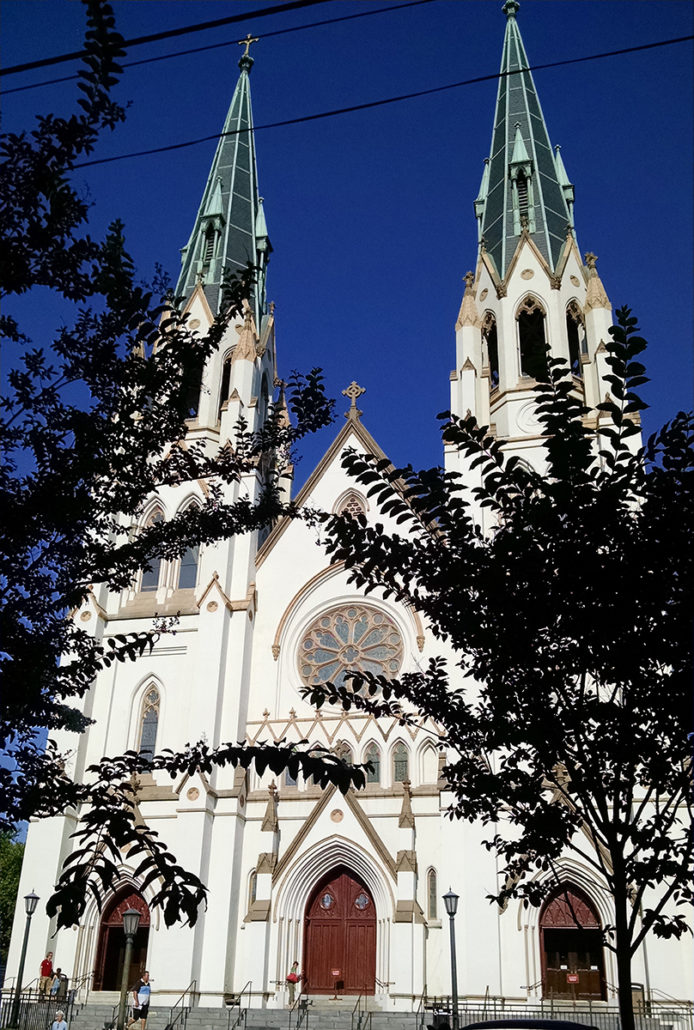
[364,743,381,785]
[248,871,257,908]
[139,686,160,760]
[566,301,586,377]
[177,544,199,590]
[336,741,353,765]
[482,312,499,390]
[393,743,409,783]
[427,869,438,920]
[218,353,233,420]
[518,297,549,382]
[140,512,164,592]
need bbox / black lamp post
[443,888,459,1030]
[10,890,40,1028]
[117,908,141,1030]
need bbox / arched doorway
[304,866,376,995]
[540,884,606,1000]
[93,888,150,991]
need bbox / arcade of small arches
[274,737,439,792]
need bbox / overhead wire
[2,0,442,97]
[70,33,694,170]
[1,0,332,76]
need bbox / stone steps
[68,1002,420,1030]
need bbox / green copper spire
[177,37,270,325]
[477,1,572,277]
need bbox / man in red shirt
[39,953,54,997]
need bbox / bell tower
[447,0,614,478]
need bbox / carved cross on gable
[342,381,366,421]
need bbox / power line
[1,0,331,77]
[72,33,694,170]
[2,0,440,97]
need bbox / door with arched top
[93,888,150,991]
[303,866,376,995]
[540,885,606,1000]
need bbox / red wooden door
[304,867,376,995]
[540,886,606,1001]
[93,889,150,991]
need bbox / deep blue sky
[3,0,693,482]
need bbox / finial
[238,33,258,71]
[342,380,366,421]
[503,0,520,18]
[464,271,475,290]
[584,251,598,270]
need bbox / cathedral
[8,1,692,1015]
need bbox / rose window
[299,604,403,689]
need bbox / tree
[0,833,25,970]
[1,1,362,932]
[309,309,694,1030]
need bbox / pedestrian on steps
[286,962,300,1005]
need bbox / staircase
[67,1001,419,1030]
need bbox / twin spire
[476,0,574,278]
[178,8,577,319]
[176,35,270,328]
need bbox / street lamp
[117,908,141,1030]
[443,889,459,1030]
[10,890,40,1027]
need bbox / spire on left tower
[176,34,271,328]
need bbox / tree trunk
[613,880,636,1030]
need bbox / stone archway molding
[273,834,395,926]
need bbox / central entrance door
[304,866,376,995]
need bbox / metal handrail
[168,978,198,1030]
[227,980,251,1030]
[288,995,311,1030]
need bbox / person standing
[51,1010,68,1030]
[286,961,300,1005]
[127,971,151,1029]
[39,953,54,998]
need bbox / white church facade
[8,2,692,1015]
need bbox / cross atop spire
[238,33,258,71]
[342,381,365,421]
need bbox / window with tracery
[298,604,403,690]
[518,296,548,382]
[393,742,409,783]
[138,687,160,759]
[427,868,438,920]
[566,301,586,377]
[140,512,164,592]
[336,491,367,519]
[335,741,353,764]
[482,311,499,390]
[364,743,381,784]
